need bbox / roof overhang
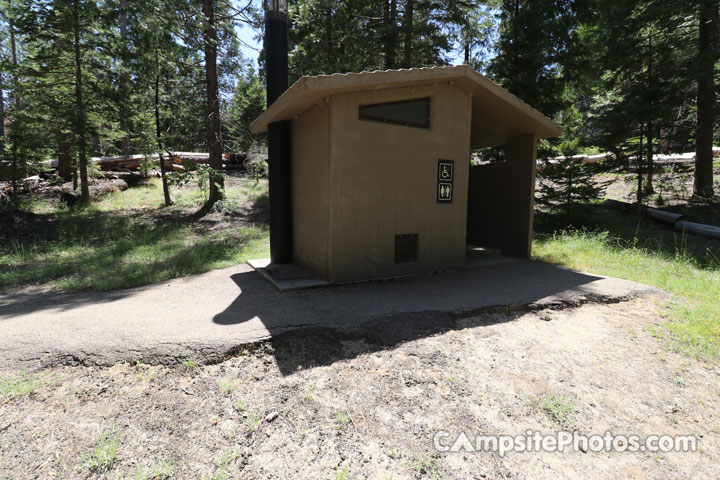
[251,65,562,149]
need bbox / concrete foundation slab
[247,258,330,291]
[0,260,662,371]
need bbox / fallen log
[60,179,129,205]
[115,172,143,187]
[646,207,685,225]
[60,190,82,206]
[674,221,720,240]
[605,199,720,241]
[603,198,636,212]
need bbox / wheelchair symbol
[438,162,453,181]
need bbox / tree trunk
[58,136,73,182]
[325,6,333,68]
[645,33,654,195]
[637,131,644,212]
[646,121,654,194]
[402,0,413,68]
[10,17,19,201]
[202,0,224,206]
[383,0,397,69]
[0,66,5,162]
[695,0,718,199]
[73,0,90,205]
[155,50,171,206]
[119,0,130,152]
[72,156,78,190]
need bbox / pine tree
[694,0,719,199]
[225,67,265,155]
[202,0,223,206]
[491,0,578,121]
[579,0,696,205]
[285,0,483,80]
[9,0,120,205]
[536,102,608,215]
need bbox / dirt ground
[1,296,718,480]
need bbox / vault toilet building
[251,65,562,286]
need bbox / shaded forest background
[0,0,718,207]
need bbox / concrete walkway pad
[0,260,660,370]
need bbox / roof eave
[250,66,563,140]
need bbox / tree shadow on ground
[0,224,267,319]
[535,203,720,270]
[212,261,607,375]
[0,202,269,294]
[267,311,515,377]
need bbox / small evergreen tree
[225,67,265,155]
[536,105,608,215]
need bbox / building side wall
[291,100,330,278]
[328,83,472,282]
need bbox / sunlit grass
[95,177,268,212]
[0,176,270,293]
[534,212,720,363]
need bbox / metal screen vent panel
[395,234,419,264]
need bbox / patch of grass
[135,459,174,480]
[0,177,269,293]
[534,206,720,363]
[217,376,238,394]
[184,357,197,369]
[0,373,49,400]
[336,411,350,430]
[388,447,401,459]
[527,394,576,427]
[135,361,158,382]
[86,427,120,473]
[246,412,262,434]
[406,451,444,478]
[203,449,240,480]
[335,463,359,480]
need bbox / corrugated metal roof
[251,65,562,148]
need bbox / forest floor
[596,164,720,227]
[2,296,720,480]
[0,173,270,293]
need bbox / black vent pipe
[264,0,292,264]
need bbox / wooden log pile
[46,152,237,172]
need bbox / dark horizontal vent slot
[359,97,430,129]
[395,234,419,264]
